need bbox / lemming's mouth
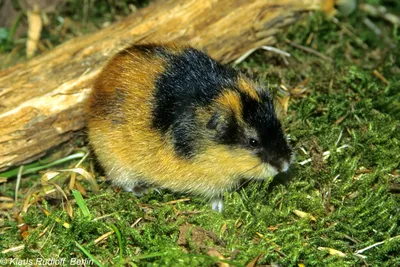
[260,164,278,178]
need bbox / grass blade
[72,189,91,218]
[109,223,124,264]
[75,241,104,267]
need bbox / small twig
[354,235,400,255]
[75,151,90,168]
[164,198,191,205]
[354,240,384,255]
[15,165,24,203]
[343,234,359,244]
[353,114,362,123]
[94,230,114,245]
[93,212,120,221]
[0,196,13,202]
[331,18,369,49]
[234,45,290,65]
[281,55,290,65]
[261,46,291,57]
[354,253,367,259]
[39,224,55,250]
[334,114,348,125]
[360,4,400,26]
[285,39,333,62]
[69,151,90,190]
[333,174,340,183]
[2,244,25,253]
[299,147,309,156]
[131,217,142,228]
[335,130,344,147]
[372,70,390,86]
[274,248,287,258]
[363,18,382,36]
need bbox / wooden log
[0,0,324,171]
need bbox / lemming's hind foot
[123,183,149,197]
[211,198,223,212]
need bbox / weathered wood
[0,0,324,171]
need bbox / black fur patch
[171,112,197,157]
[152,47,238,157]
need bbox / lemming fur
[86,43,292,208]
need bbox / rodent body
[87,43,292,208]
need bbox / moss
[1,3,399,267]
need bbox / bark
[0,0,325,171]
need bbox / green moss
[1,4,399,267]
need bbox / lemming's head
[146,46,292,179]
[205,77,292,178]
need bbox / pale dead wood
[0,0,325,171]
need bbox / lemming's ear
[206,110,233,138]
[206,112,221,130]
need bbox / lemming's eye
[248,138,259,148]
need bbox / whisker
[235,163,262,192]
[241,163,262,175]
[236,176,254,192]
